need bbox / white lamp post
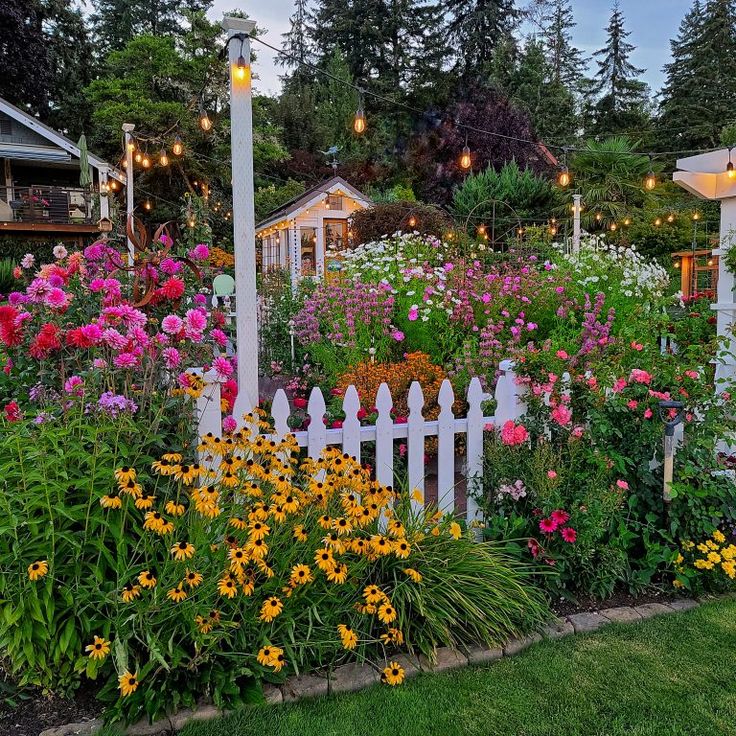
[222,15,259,421]
[122,123,135,265]
[572,193,581,253]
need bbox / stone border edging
[38,596,711,736]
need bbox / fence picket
[374,383,394,490]
[465,377,484,527]
[306,387,327,459]
[495,359,525,425]
[271,389,291,439]
[341,385,361,462]
[436,379,456,515]
[407,381,426,515]
[194,368,222,440]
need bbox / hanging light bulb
[609,222,617,232]
[623,217,631,226]
[693,211,700,221]
[654,217,662,226]
[708,257,715,266]
[557,165,571,187]
[549,226,557,235]
[727,148,735,179]
[595,212,602,222]
[99,182,108,194]
[134,150,143,164]
[644,155,656,191]
[517,227,524,236]
[127,139,135,153]
[172,136,184,156]
[121,159,128,169]
[159,149,169,167]
[674,259,681,269]
[667,213,675,223]
[141,152,151,169]
[477,223,486,236]
[353,90,367,135]
[143,199,153,211]
[235,53,248,81]
[459,141,472,171]
[408,215,417,228]
[199,107,212,132]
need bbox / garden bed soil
[0,675,103,736]
[0,591,696,736]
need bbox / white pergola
[674,150,736,391]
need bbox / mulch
[0,589,693,736]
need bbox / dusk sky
[210,0,693,97]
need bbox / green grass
[103,599,736,736]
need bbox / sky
[209,0,693,97]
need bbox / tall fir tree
[589,2,650,137]
[446,0,520,80]
[279,0,316,86]
[543,0,585,87]
[658,0,736,151]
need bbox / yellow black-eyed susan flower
[246,538,268,559]
[27,560,48,581]
[229,516,248,531]
[100,494,122,509]
[289,563,313,586]
[363,585,384,604]
[293,525,308,542]
[259,596,283,622]
[218,575,237,598]
[381,661,405,686]
[228,547,249,569]
[119,478,143,498]
[85,635,111,660]
[171,541,195,561]
[326,562,348,584]
[248,520,270,540]
[314,548,335,572]
[270,649,286,672]
[393,539,411,559]
[257,645,275,666]
[138,570,157,588]
[114,467,136,485]
[195,614,213,633]
[184,570,203,588]
[121,583,141,603]
[337,624,357,650]
[403,568,422,583]
[134,495,156,510]
[165,500,186,517]
[118,670,139,697]
[377,601,397,624]
[380,628,404,646]
[167,585,187,603]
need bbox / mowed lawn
[105,599,736,736]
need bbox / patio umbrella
[77,133,91,189]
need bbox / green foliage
[351,202,452,244]
[0,259,17,295]
[255,180,305,222]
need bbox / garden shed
[255,176,371,282]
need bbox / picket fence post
[407,381,426,515]
[495,359,526,425]
[436,379,456,515]
[465,377,485,527]
[194,368,223,440]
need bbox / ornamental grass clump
[1,409,548,725]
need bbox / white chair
[211,273,236,326]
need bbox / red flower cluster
[29,323,62,359]
[0,306,23,348]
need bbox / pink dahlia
[560,527,577,543]
[539,518,558,535]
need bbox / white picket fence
[195,360,526,524]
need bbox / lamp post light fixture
[658,400,685,502]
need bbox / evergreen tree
[543,0,585,87]
[279,0,316,85]
[589,2,650,137]
[658,0,736,151]
[446,0,520,80]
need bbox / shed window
[326,194,343,210]
[0,119,11,136]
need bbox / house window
[326,194,343,210]
[300,227,317,275]
[0,118,11,136]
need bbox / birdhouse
[97,216,113,234]
[671,249,718,300]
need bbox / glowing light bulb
[557,167,571,187]
[644,171,656,191]
[353,107,366,134]
[143,199,152,211]
[667,214,674,223]
[610,222,617,231]
[199,109,212,131]
[674,260,681,269]
[459,144,472,171]
[134,151,142,164]
[623,217,631,226]
[693,212,700,221]
[728,161,735,179]
[235,55,248,80]
[477,224,486,236]
[172,136,184,156]
[159,150,169,166]
[655,217,662,226]
[141,154,151,169]
[408,215,417,228]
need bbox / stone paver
[667,598,699,612]
[541,618,575,639]
[419,646,468,672]
[466,645,504,665]
[502,633,542,656]
[39,721,103,736]
[330,662,381,693]
[600,606,642,624]
[281,672,330,702]
[635,602,675,619]
[263,684,284,704]
[168,705,220,731]
[567,611,607,634]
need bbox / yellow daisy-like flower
[167,585,187,603]
[314,548,335,572]
[229,516,248,531]
[293,525,308,542]
[696,542,709,553]
[248,520,270,540]
[327,562,348,584]
[270,650,286,672]
[694,559,713,570]
[119,478,143,498]
[333,517,353,535]
[707,551,722,564]
[722,561,736,579]
[380,628,404,646]
[449,521,462,540]
[337,624,358,650]
[257,645,277,666]
[27,560,49,581]
[100,494,122,509]
[377,601,397,624]
[174,463,203,485]
[171,541,195,561]
[184,570,204,588]
[393,539,411,559]
[195,614,213,633]
[363,585,385,604]
[246,538,269,559]
[259,596,283,622]
[706,540,719,551]
[85,635,111,660]
[114,467,136,485]
[229,547,249,569]
[165,500,186,517]
[381,661,405,686]
[121,583,141,603]
[317,514,333,530]
[713,530,726,544]
[142,511,169,534]
[218,575,238,598]
[403,568,422,583]
[410,489,423,504]
[134,495,156,510]
[289,563,313,586]
[118,670,139,697]
[138,570,157,589]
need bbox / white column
[572,193,581,253]
[290,219,300,293]
[122,123,135,265]
[316,215,325,280]
[99,168,110,220]
[714,198,736,389]
[223,15,259,420]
